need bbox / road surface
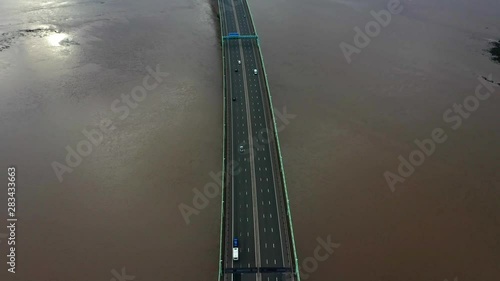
[220,0,294,280]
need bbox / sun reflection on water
[47,33,68,46]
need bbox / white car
[238,60,241,65]
[253,69,257,75]
[239,145,244,153]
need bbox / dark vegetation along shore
[489,40,500,63]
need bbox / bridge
[217,0,300,281]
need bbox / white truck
[233,237,239,261]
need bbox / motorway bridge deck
[217,0,300,280]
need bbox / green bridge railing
[217,0,226,279]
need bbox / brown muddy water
[0,0,499,281]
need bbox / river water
[0,0,499,280]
